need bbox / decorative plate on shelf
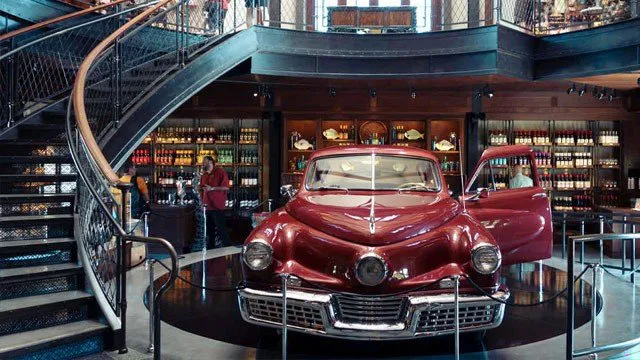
[359,121,388,144]
[323,128,339,140]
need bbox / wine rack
[482,120,622,212]
[131,118,265,216]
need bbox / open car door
[465,145,552,265]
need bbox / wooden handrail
[0,0,133,42]
[73,0,174,185]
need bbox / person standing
[245,0,268,28]
[205,0,228,34]
[199,154,231,248]
[119,161,150,219]
[509,164,534,189]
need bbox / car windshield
[305,154,441,191]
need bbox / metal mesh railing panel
[73,137,121,312]
[0,275,79,300]
[0,249,73,269]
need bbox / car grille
[334,295,407,323]
[246,298,324,330]
[417,304,498,333]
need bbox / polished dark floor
[151,256,602,359]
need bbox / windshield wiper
[317,185,349,193]
[397,183,439,192]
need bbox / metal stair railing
[0,0,156,131]
[69,0,240,358]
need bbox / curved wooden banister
[0,0,133,42]
[73,0,173,185]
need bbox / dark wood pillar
[270,0,282,27]
[468,0,480,28]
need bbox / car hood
[285,192,461,246]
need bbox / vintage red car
[238,145,552,339]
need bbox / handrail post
[567,237,575,360]
[113,37,122,129]
[562,213,567,259]
[591,263,598,348]
[117,183,132,354]
[6,38,16,128]
[147,259,155,353]
[453,275,460,360]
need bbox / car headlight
[471,244,501,275]
[243,241,273,271]
[355,254,388,286]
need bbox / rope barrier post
[599,216,604,265]
[147,259,155,354]
[116,183,132,354]
[453,275,460,360]
[580,220,585,266]
[280,273,289,360]
[202,204,207,254]
[268,198,274,212]
[591,263,598,349]
[633,224,637,284]
[562,213,567,259]
[567,237,575,360]
[622,216,627,274]
[144,211,150,270]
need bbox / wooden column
[431,0,442,30]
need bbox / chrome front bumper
[237,285,509,340]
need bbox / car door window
[468,155,536,193]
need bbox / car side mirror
[280,184,297,200]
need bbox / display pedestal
[148,204,196,255]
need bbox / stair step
[0,140,67,146]
[0,291,92,317]
[18,124,66,131]
[0,156,72,164]
[0,291,92,336]
[0,214,74,225]
[0,174,76,182]
[0,193,75,203]
[0,320,107,357]
[0,238,75,254]
[0,262,82,284]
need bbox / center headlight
[355,254,387,286]
[471,244,501,275]
[243,241,273,271]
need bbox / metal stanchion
[144,212,150,270]
[567,238,575,360]
[280,273,289,360]
[633,224,637,284]
[580,220,585,266]
[591,263,599,348]
[268,198,273,212]
[622,216,627,274]
[147,260,155,353]
[599,216,604,265]
[562,214,567,259]
[202,204,207,255]
[453,275,460,360]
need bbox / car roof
[308,145,439,162]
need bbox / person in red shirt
[199,154,230,248]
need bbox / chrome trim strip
[238,286,509,340]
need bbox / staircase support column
[117,183,132,354]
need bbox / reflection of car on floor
[238,145,552,339]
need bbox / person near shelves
[509,164,533,189]
[199,154,231,248]
[121,161,150,219]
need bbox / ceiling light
[598,89,606,100]
[608,89,616,102]
[567,83,577,95]
[486,89,494,99]
[410,88,417,99]
[329,87,336,97]
[592,86,599,98]
[370,88,377,98]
